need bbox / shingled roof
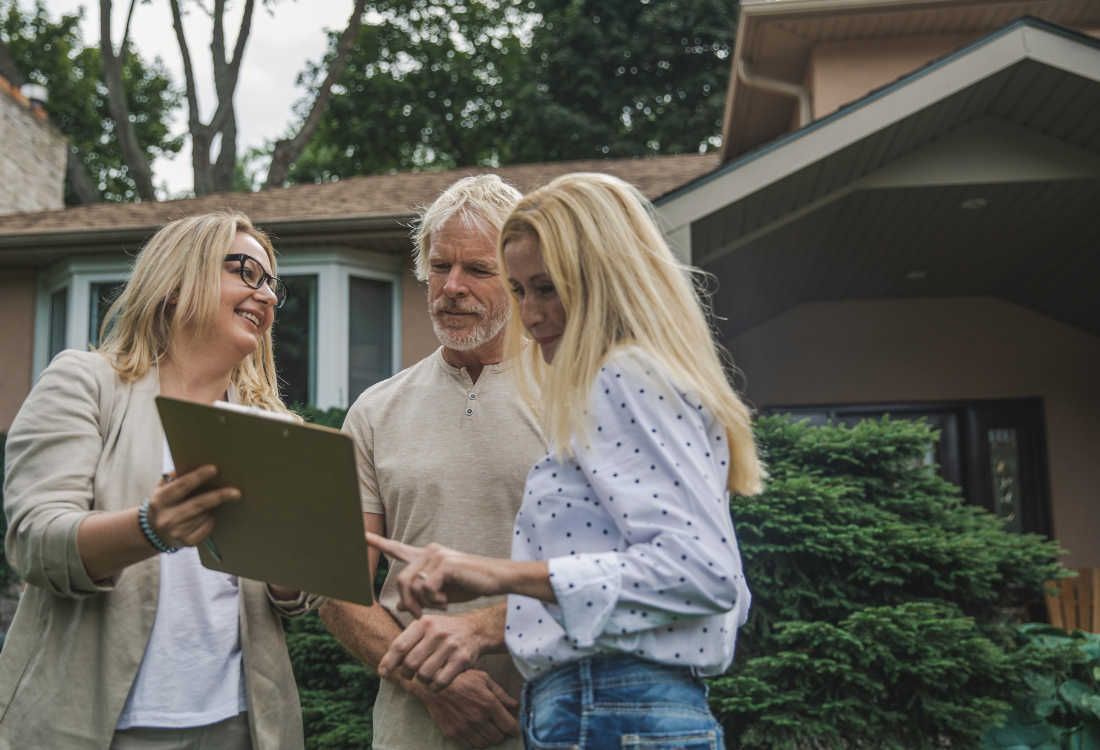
[0,154,719,266]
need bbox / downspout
[737,59,813,128]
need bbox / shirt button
[469,393,477,400]
[466,408,473,415]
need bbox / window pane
[49,287,68,361]
[274,275,318,406]
[988,428,1022,534]
[89,281,126,348]
[348,277,393,403]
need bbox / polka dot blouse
[505,348,751,680]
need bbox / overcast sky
[38,0,365,197]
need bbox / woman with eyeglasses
[1,212,318,750]
[369,173,765,749]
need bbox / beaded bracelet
[139,498,180,554]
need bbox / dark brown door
[766,399,1052,538]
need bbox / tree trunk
[191,131,215,196]
[213,111,238,192]
[66,149,105,204]
[169,0,254,196]
[263,0,369,189]
[99,0,157,201]
[210,1,239,194]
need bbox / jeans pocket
[620,729,720,750]
[527,687,582,749]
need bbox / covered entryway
[658,18,1100,566]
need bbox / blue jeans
[521,654,725,749]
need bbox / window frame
[34,249,402,411]
[34,256,130,377]
[263,248,402,410]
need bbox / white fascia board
[1023,22,1100,77]
[859,116,1100,188]
[659,23,1098,233]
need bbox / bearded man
[321,175,544,750]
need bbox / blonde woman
[1,212,320,750]
[370,173,765,749]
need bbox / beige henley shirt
[342,347,545,750]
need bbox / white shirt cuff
[548,553,622,648]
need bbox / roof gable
[721,0,1100,160]
[659,17,1100,242]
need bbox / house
[657,0,1100,568]
[0,155,716,428]
[2,0,1098,571]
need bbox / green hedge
[711,415,1069,750]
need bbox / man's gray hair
[412,174,524,282]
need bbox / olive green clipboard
[155,396,373,606]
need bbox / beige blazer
[0,350,322,750]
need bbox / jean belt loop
[580,656,595,710]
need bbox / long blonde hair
[97,211,294,416]
[497,173,765,496]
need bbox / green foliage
[0,432,17,597]
[983,626,1100,750]
[712,416,1068,750]
[0,431,18,651]
[287,0,734,182]
[0,0,182,203]
[289,0,528,180]
[511,0,735,161]
[286,611,379,750]
[292,404,350,430]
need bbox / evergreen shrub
[711,415,1069,750]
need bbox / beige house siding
[399,251,438,369]
[806,34,973,120]
[728,297,1100,569]
[0,270,35,432]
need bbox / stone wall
[0,76,66,215]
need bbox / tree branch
[262,0,368,189]
[119,0,138,63]
[206,0,253,139]
[168,0,202,131]
[99,0,157,201]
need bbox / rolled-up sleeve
[546,362,745,644]
[3,352,116,597]
[266,588,327,618]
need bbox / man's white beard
[430,297,509,352]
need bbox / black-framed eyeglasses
[224,254,288,308]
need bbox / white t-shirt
[115,439,247,730]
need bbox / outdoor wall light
[961,198,988,209]
[906,271,927,280]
